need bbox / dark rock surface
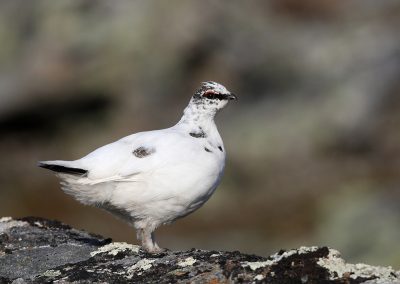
[0,217,399,283]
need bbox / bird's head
[191,81,237,112]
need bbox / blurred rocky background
[0,0,399,269]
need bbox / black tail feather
[38,162,88,176]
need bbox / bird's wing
[67,129,180,184]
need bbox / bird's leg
[151,232,162,252]
[138,228,153,252]
[138,228,163,253]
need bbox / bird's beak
[227,93,238,101]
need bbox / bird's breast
[146,139,225,200]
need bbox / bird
[38,81,237,253]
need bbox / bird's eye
[203,91,216,99]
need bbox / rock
[0,217,399,283]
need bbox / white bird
[39,81,237,253]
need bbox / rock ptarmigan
[39,81,237,253]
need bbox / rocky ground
[0,217,399,283]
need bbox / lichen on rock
[177,256,197,267]
[318,249,399,282]
[90,242,140,257]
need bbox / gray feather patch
[133,146,155,158]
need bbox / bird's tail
[38,160,88,176]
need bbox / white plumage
[39,81,237,253]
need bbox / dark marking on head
[204,147,212,153]
[192,81,234,103]
[194,82,223,99]
[218,146,223,152]
[133,146,155,158]
[202,91,229,101]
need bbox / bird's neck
[176,102,218,135]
